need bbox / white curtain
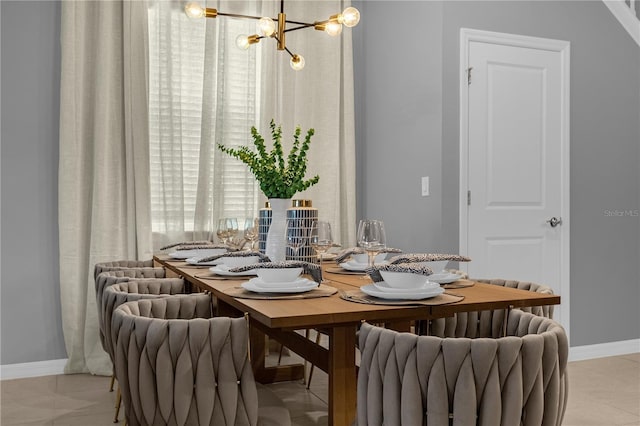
[58,0,357,374]
[148,0,262,248]
[58,0,152,375]
[260,0,358,247]
[149,0,357,249]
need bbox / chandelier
[184,1,360,70]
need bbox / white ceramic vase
[265,198,290,262]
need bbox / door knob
[546,217,562,227]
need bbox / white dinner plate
[427,273,463,284]
[242,278,318,293]
[209,266,257,276]
[373,281,440,293]
[360,284,444,300]
[186,257,222,266]
[250,276,308,288]
[339,261,389,272]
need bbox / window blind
[148,1,260,239]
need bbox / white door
[459,29,570,332]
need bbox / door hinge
[467,190,471,206]
[467,67,473,85]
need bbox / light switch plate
[421,176,429,196]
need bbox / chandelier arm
[215,11,265,21]
[284,24,315,33]
[283,19,316,26]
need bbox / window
[147,1,260,238]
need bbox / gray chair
[357,309,569,426]
[426,278,555,338]
[101,277,188,423]
[111,296,291,426]
[95,270,169,359]
[94,259,164,282]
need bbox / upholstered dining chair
[94,259,164,281]
[94,266,172,417]
[99,277,189,422]
[357,309,569,426]
[111,295,291,426]
[426,278,555,338]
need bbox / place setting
[340,263,465,306]
[386,253,474,288]
[191,251,270,279]
[157,241,228,264]
[221,261,338,300]
[326,219,402,275]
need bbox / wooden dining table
[153,255,560,426]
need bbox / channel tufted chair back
[95,270,169,352]
[101,279,188,363]
[112,296,289,426]
[358,309,568,426]
[94,259,163,281]
[476,279,555,318]
[427,279,555,338]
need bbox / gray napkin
[365,263,433,283]
[197,250,270,264]
[388,253,471,264]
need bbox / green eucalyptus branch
[218,119,320,199]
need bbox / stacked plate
[209,264,257,277]
[361,269,444,300]
[361,282,444,300]
[427,271,463,284]
[241,268,318,293]
[186,257,222,266]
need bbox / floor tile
[1,353,639,425]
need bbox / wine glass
[286,218,309,258]
[310,221,333,263]
[357,219,386,269]
[226,218,239,240]
[243,217,259,250]
[216,218,230,244]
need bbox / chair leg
[113,385,122,423]
[109,373,116,392]
[306,330,322,389]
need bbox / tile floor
[1,351,638,426]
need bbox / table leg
[328,324,357,426]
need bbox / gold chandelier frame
[184,0,360,70]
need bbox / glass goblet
[310,221,333,263]
[286,218,309,259]
[357,219,387,269]
[243,217,259,250]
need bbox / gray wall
[1,1,66,364]
[354,1,640,347]
[1,0,638,365]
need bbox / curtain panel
[259,0,357,246]
[58,0,152,374]
[58,0,357,374]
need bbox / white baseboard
[569,339,640,362]
[1,358,68,380]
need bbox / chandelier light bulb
[258,17,276,37]
[184,2,205,19]
[290,54,305,71]
[236,35,251,50]
[324,20,343,36]
[341,7,360,27]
